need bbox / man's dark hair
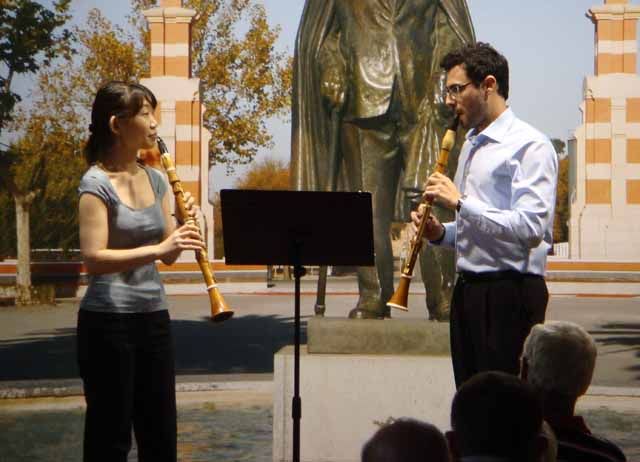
[362,418,449,462]
[440,42,509,100]
[451,371,543,460]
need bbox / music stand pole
[292,241,305,462]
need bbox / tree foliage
[188,0,292,168]
[0,0,75,202]
[0,87,86,257]
[232,157,290,190]
[75,9,148,103]
[551,138,569,243]
[551,138,566,159]
[8,103,86,253]
[0,0,75,253]
[0,8,126,257]
[0,0,74,302]
[0,0,73,130]
[213,156,289,257]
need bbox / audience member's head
[362,418,449,462]
[447,371,546,462]
[521,321,597,414]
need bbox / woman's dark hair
[440,42,509,100]
[84,81,157,165]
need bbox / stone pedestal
[273,318,455,462]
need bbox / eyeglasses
[445,82,472,100]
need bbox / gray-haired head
[522,321,597,399]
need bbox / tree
[194,1,292,168]
[551,138,569,244]
[0,0,73,304]
[551,138,566,159]
[0,0,73,130]
[0,8,141,258]
[233,157,290,190]
[10,93,86,251]
[213,156,289,257]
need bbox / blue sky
[5,1,631,189]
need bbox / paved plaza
[0,278,639,461]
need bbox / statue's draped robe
[291,0,475,220]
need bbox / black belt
[458,270,541,283]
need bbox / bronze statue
[291,0,475,319]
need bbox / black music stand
[220,189,374,462]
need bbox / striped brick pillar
[569,0,640,260]
[591,0,637,75]
[141,0,216,261]
[584,95,612,206]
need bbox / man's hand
[424,172,461,210]
[410,204,445,242]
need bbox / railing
[552,242,569,258]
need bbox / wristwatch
[456,194,466,212]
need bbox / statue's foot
[428,304,450,322]
[348,307,385,319]
[349,297,386,319]
[383,305,392,319]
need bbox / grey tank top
[78,164,169,313]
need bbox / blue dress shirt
[436,108,558,276]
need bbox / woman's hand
[176,191,200,224]
[157,222,205,263]
[410,203,445,242]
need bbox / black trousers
[77,309,177,462]
[450,271,548,388]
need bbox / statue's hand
[321,69,346,111]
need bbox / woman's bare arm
[79,193,202,274]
